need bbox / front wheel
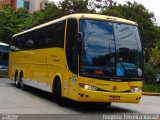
[104,102,111,107]
[56,80,65,106]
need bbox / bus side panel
[47,48,70,97]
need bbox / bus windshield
[80,19,143,79]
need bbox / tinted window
[11,20,66,52]
[43,21,65,48]
[66,18,78,74]
[11,34,28,51]
[25,32,36,49]
[24,1,29,10]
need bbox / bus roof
[13,13,137,37]
[0,42,9,46]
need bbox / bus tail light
[130,86,142,93]
[79,83,98,91]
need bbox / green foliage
[88,0,117,11]
[59,0,90,14]
[22,0,91,30]
[144,40,160,83]
[0,5,29,44]
[144,63,158,84]
[22,3,61,30]
[143,84,160,93]
[149,45,160,67]
[0,5,17,44]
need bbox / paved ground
[0,78,160,119]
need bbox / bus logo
[113,86,117,92]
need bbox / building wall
[29,0,48,12]
[0,0,10,4]
[0,0,48,11]
[0,0,16,7]
[0,0,12,5]
[0,0,4,6]
[16,0,48,12]
[11,0,16,7]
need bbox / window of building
[24,1,29,10]
[16,0,24,8]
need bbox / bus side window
[11,35,27,51]
[66,18,78,74]
[11,37,17,52]
[44,21,65,48]
[26,31,36,49]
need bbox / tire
[19,73,26,90]
[56,80,65,106]
[104,102,111,107]
[14,72,20,88]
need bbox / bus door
[65,18,78,98]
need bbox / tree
[144,40,160,83]
[88,0,117,11]
[0,5,29,44]
[22,0,92,30]
[59,0,90,14]
[22,2,61,30]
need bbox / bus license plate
[109,96,120,100]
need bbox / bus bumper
[76,89,142,103]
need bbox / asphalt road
[0,78,160,120]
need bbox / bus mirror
[77,32,83,54]
[77,32,83,40]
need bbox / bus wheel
[19,73,26,90]
[14,72,20,88]
[56,80,65,106]
[104,102,111,107]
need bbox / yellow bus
[9,14,143,106]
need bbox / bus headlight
[130,86,142,92]
[79,83,98,91]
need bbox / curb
[142,92,160,96]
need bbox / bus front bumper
[76,89,142,103]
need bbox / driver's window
[66,18,78,74]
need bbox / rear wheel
[14,71,20,88]
[19,73,26,90]
[56,80,65,106]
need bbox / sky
[49,0,160,25]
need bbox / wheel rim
[15,75,19,85]
[20,76,24,89]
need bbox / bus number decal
[87,80,95,84]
